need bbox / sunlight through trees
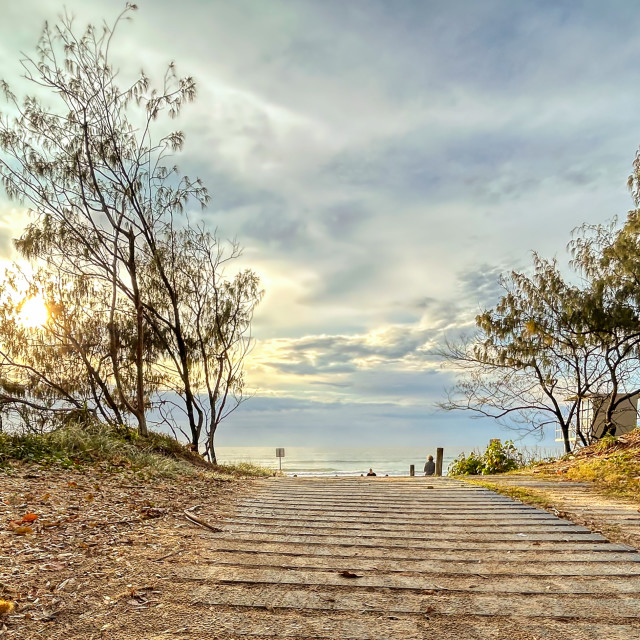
[0,6,262,462]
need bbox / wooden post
[435,448,444,476]
[409,464,415,476]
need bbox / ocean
[215,446,469,477]
[216,444,565,477]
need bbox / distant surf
[216,446,466,477]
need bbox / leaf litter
[0,461,245,639]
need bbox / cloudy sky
[2,0,640,449]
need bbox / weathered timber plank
[98,610,640,640]
[227,509,573,527]
[236,498,555,511]
[174,565,640,594]
[205,530,619,550]
[233,505,549,516]
[238,495,517,504]
[190,583,640,618]
[203,537,640,561]
[223,523,605,542]
[235,504,555,516]
[223,517,591,534]
[198,550,640,576]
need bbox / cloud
[215,393,562,448]
[2,0,640,448]
[456,263,509,310]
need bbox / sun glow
[19,296,49,328]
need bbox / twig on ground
[183,509,222,532]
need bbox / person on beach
[366,468,377,476]
[424,455,436,476]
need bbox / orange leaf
[21,513,38,523]
[12,525,33,536]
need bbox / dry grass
[462,478,555,509]
[526,428,640,502]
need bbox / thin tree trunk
[129,229,148,437]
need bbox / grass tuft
[461,478,554,509]
[0,423,272,480]
[564,455,640,501]
[212,461,275,478]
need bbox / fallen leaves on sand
[0,462,240,639]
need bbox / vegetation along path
[78,476,640,640]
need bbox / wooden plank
[236,501,558,515]
[223,517,591,533]
[223,523,605,542]
[233,509,552,519]
[199,550,640,576]
[235,505,562,517]
[203,537,640,561]
[174,564,640,594]
[237,499,544,508]
[129,610,640,640]
[260,487,474,492]
[191,583,640,618]
[235,505,555,516]
[205,530,619,551]
[242,488,525,494]
[227,513,569,526]
[238,495,519,504]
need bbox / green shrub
[448,451,485,475]
[448,440,524,475]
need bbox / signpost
[276,447,285,472]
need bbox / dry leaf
[12,525,33,536]
[339,570,361,579]
[21,513,38,523]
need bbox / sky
[1,0,640,450]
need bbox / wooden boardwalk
[176,477,640,639]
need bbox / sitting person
[424,455,436,476]
[366,468,377,476]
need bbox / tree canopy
[0,5,262,462]
[441,210,640,452]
